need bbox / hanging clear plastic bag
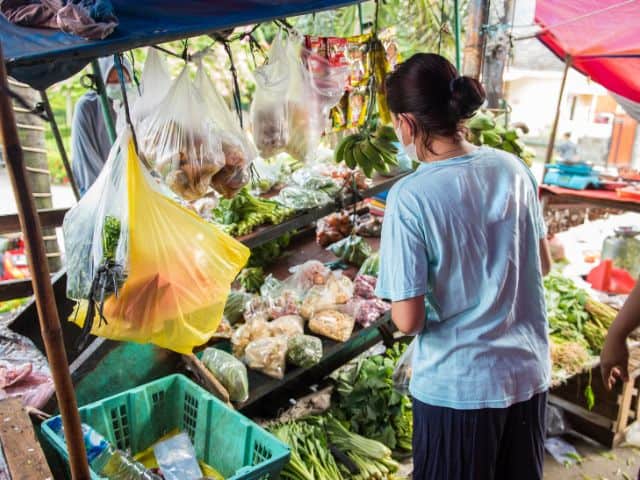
[251,31,291,159]
[70,131,250,354]
[283,34,322,162]
[138,67,225,200]
[194,61,256,198]
[392,338,416,395]
[64,130,129,303]
[132,48,172,126]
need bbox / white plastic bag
[194,61,256,198]
[251,31,291,159]
[132,48,172,125]
[138,67,225,200]
[64,131,130,302]
[392,339,416,395]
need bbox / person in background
[556,132,578,163]
[376,53,552,480]
[71,56,134,195]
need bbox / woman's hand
[600,328,629,391]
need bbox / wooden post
[461,0,491,78]
[545,56,572,164]
[40,90,80,200]
[0,44,90,479]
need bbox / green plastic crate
[41,374,289,479]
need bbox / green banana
[353,142,374,178]
[362,139,388,175]
[343,143,357,169]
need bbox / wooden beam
[545,56,572,164]
[0,207,68,235]
[0,278,33,301]
[0,43,90,479]
[0,397,53,479]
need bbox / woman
[71,56,135,195]
[375,53,552,479]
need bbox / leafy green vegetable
[237,267,265,293]
[287,335,323,368]
[248,232,292,268]
[223,291,252,325]
[327,235,373,267]
[331,347,412,451]
[102,215,122,263]
[358,252,379,277]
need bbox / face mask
[105,83,134,102]
[395,119,419,162]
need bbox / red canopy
[535,0,640,102]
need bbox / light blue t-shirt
[375,147,550,410]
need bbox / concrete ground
[544,438,639,480]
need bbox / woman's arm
[539,238,552,276]
[391,295,426,335]
[601,282,640,389]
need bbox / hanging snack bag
[251,31,291,159]
[194,61,256,198]
[68,131,249,354]
[138,67,225,201]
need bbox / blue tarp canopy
[0,0,358,89]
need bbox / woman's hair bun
[449,76,486,120]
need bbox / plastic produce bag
[133,48,172,125]
[194,61,255,198]
[309,309,355,342]
[70,132,250,354]
[64,130,129,303]
[354,274,376,299]
[275,185,332,211]
[299,273,353,319]
[287,335,323,368]
[392,339,415,395]
[341,297,390,328]
[358,252,380,277]
[244,335,288,379]
[327,234,373,266]
[153,432,203,480]
[251,31,291,159]
[269,315,304,338]
[138,67,225,200]
[201,348,249,402]
[286,260,331,293]
[223,290,252,325]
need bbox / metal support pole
[0,44,90,480]
[545,56,572,164]
[454,0,462,71]
[91,59,116,143]
[39,90,80,200]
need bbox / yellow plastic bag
[71,136,249,354]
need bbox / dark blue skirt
[412,391,547,480]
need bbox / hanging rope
[114,53,144,164]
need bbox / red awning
[535,0,640,102]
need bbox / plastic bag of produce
[201,347,249,402]
[251,31,291,159]
[309,309,355,342]
[327,234,372,266]
[223,290,252,325]
[138,67,225,200]
[132,48,172,125]
[260,277,300,319]
[244,335,288,379]
[243,296,270,324]
[269,315,304,338]
[64,130,129,303]
[358,252,379,277]
[392,339,415,395]
[69,131,250,354]
[275,185,332,211]
[341,297,390,328]
[250,156,286,194]
[355,214,382,237]
[286,260,331,293]
[287,334,323,368]
[316,211,352,247]
[354,274,376,299]
[231,318,272,358]
[194,61,255,198]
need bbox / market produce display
[332,344,413,452]
[287,335,323,368]
[270,415,400,480]
[211,188,294,236]
[327,234,373,266]
[201,348,249,403]
[545,273,617,385]
[335,125,399,177]
[358,253,380,277]
[466,111,536,167]
[237,267,265,293]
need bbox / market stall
[0,0,426,476]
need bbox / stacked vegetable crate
[549,341,640,448]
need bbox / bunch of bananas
[335,126,399,177]
[467,111,537,167]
